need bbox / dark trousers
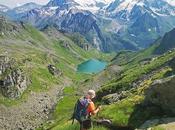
[79,119,92,130]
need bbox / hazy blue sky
[0,0,49,8]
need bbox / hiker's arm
[91,106,101,115]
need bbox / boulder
[102,91,127,104]
[138,117,175,130]
[0,69,28,99]
[0,56,29,99]
[144,76,175,115]
[48,64,62,76]
[60,40,71,49]
[84,44,89,51]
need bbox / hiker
[72,89,101,130]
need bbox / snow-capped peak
[46,0,113,13]
[0,4,9,12]
[74,0,112,7]
[106,0,175,19]
[13,2,42,13]
[115,0,143,13]
[164,0,175,6]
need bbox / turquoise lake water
[77,59,107,74]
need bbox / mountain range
[1,1,175,130]
[1,0,175,52]
[0,4,9,12]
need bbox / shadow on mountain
[128,100,175,129]
[128,103,165,128]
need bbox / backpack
[72,97,90,124]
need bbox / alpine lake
[77,59,107,74]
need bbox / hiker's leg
[81,120,91,130]
[79,122,82,130]
[80,122,87,130]
[80,122,84,130]
[80,125,87,130]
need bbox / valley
[0,0,175,130]
[0,16,112,129]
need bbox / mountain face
[154,28,175,54]
[106,0,175,19]
[102,0,175,50]
[6,2,41,20]
[1,0,175,52]
[10,0,108,51]
[12,2,42,14]
[46,0,112,14]
[0,4,9,12]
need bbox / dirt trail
[0,78,72,130]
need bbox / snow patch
[164,0,175,6]
[130,34,136,37]
[49,7,58,10]
[76,5,100,13]
[74,0,112,7]
[114,0,141,13]
[148,28,151,32]
[136,2,144,7]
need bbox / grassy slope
[95,47,175,129]
[99,67,171,128]
[98,50,175,97]
[39,86,110,130]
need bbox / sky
[0,0,49,8]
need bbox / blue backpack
[72,97,90,123]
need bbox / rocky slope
[0,82,65,130]
[145,76,175,115]
[154,28,175,54]
[0,4,9,13]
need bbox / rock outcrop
[169,57,175,71]
[60,40,71,49]
[48,64,62,76]
[102,91,127,104]
[139,117,175,130]
[0,56,28,99]
[144,76,175,115]
[0,16,20,36]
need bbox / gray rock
[0,69,28,99]
[102,91,127,104]
[60,40,70,49]
[138,117,175,129]
[95,119,112,127]
[0,16,20,35]
[0,56,29,99]
[48,64,62,76]
[144,76,175,115]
